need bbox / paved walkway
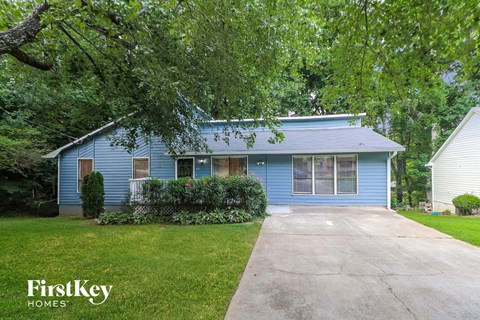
[225,206,480,320]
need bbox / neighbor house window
[78,159,93,192]
[133,158,150,179]
[212,157,247,177]
[293,155,357,195]
[337,155,357,194]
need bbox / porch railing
[129,178,151,203]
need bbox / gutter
[387,151,398,210]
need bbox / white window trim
[291,155,358,196]
[175,157,196,179]
[77,158,94,193]
[132,157,150,179]
[211,155,249,177]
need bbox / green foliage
[2,0,480,215]
[223,174,267,215]
[95,211,132,225]
[95,211,161,225]
[433,80,480,149]
[452,194,480,215]
[170,209,253,225]
[80,171,105,218]
[322,1,480,112]
[140,175,267,216]
[1,0,294,155]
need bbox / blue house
[43,113,404,215]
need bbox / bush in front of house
[101,174,267,225]
[223,175,267,215]
[140,175,267,216]
[452,194,480,215]
[81,171,105,218]
[95,211,162,225]
[170,208,253,225]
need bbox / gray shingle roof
[181,127,405,155]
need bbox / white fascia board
[427,107,480,165]
[165,148,404,156]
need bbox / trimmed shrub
[95,211,161,225]
[224,175,267,215]
[452,194,480,215]
[80,171,104,218]
[170,208,253,225]
[140,175,265,216]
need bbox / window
[293,156,312,194]
[177,158,194,178]
[133,158,149,179]
[293,155,358,195]
[78,159,93,192]
[314,156,334,194]
[212,157,247,177]
[337,156,357,194]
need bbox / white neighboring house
[427,107,480,212]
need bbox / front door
[177,158,194,178]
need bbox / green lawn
[399,211,480,247]
[0,217,261,320]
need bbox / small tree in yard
[81,172,105,218]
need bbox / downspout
[387,151,398,210]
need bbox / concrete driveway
[225,207,480,320]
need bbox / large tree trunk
[0,1,52,70]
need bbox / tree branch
[7,48,53,70]
[0,1,53,70]
[0,1,50,54]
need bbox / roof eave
[41,118,121,159]
[166,147,405,156]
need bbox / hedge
[139,175,267,216]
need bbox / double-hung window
[212,157,247,177]
[293,155,357,195]
[337,156,357,194]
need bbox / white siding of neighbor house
[432,111,480,211]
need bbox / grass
[399,210,480,247]
[0,217,261,320]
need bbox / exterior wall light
[256,161,265,166]
[199,158,206,164]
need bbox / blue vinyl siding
[60,133,173,205]
[58,117,389,208]
[195,156,211,178]
[266,152,388,206]
[150,136,175,180]
[94,133,132,205]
